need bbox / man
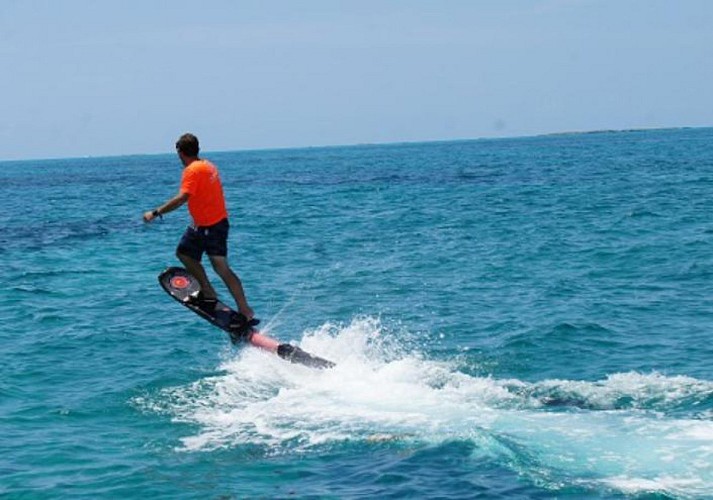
[143,133,255,322]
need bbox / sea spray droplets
[148,317,498,451]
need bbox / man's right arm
[143,192,189,222]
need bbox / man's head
[176,133,200,159]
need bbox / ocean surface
[2,128,713,499]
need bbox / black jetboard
[158,267,335,369]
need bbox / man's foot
[239,305,255,321]
[228,313,260,342]
[228,313,260,330]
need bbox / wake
[137,317,713,497]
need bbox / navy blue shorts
[177,218,229,261]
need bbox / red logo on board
[171,276,190,289]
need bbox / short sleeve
[180,167,196,195]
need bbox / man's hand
[143,193,188,223]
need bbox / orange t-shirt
[179,159,228,227]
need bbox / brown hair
[175,133,200,157]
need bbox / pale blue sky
[2,0,712,160]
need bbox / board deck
[158,267,335,369]
[159,266,254,341]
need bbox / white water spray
[143,317,713,497]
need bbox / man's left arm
[143,192,189,222]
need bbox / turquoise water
[2,128,713,498]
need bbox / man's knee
[177,250,191,263]
[178,252,204,271]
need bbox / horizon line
[2,125,708,164]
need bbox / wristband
[152,209,163,219]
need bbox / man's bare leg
[177,252,218,299]
[209,255,254,319]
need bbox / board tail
[239,330,335,370]
[276,343,337,370]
